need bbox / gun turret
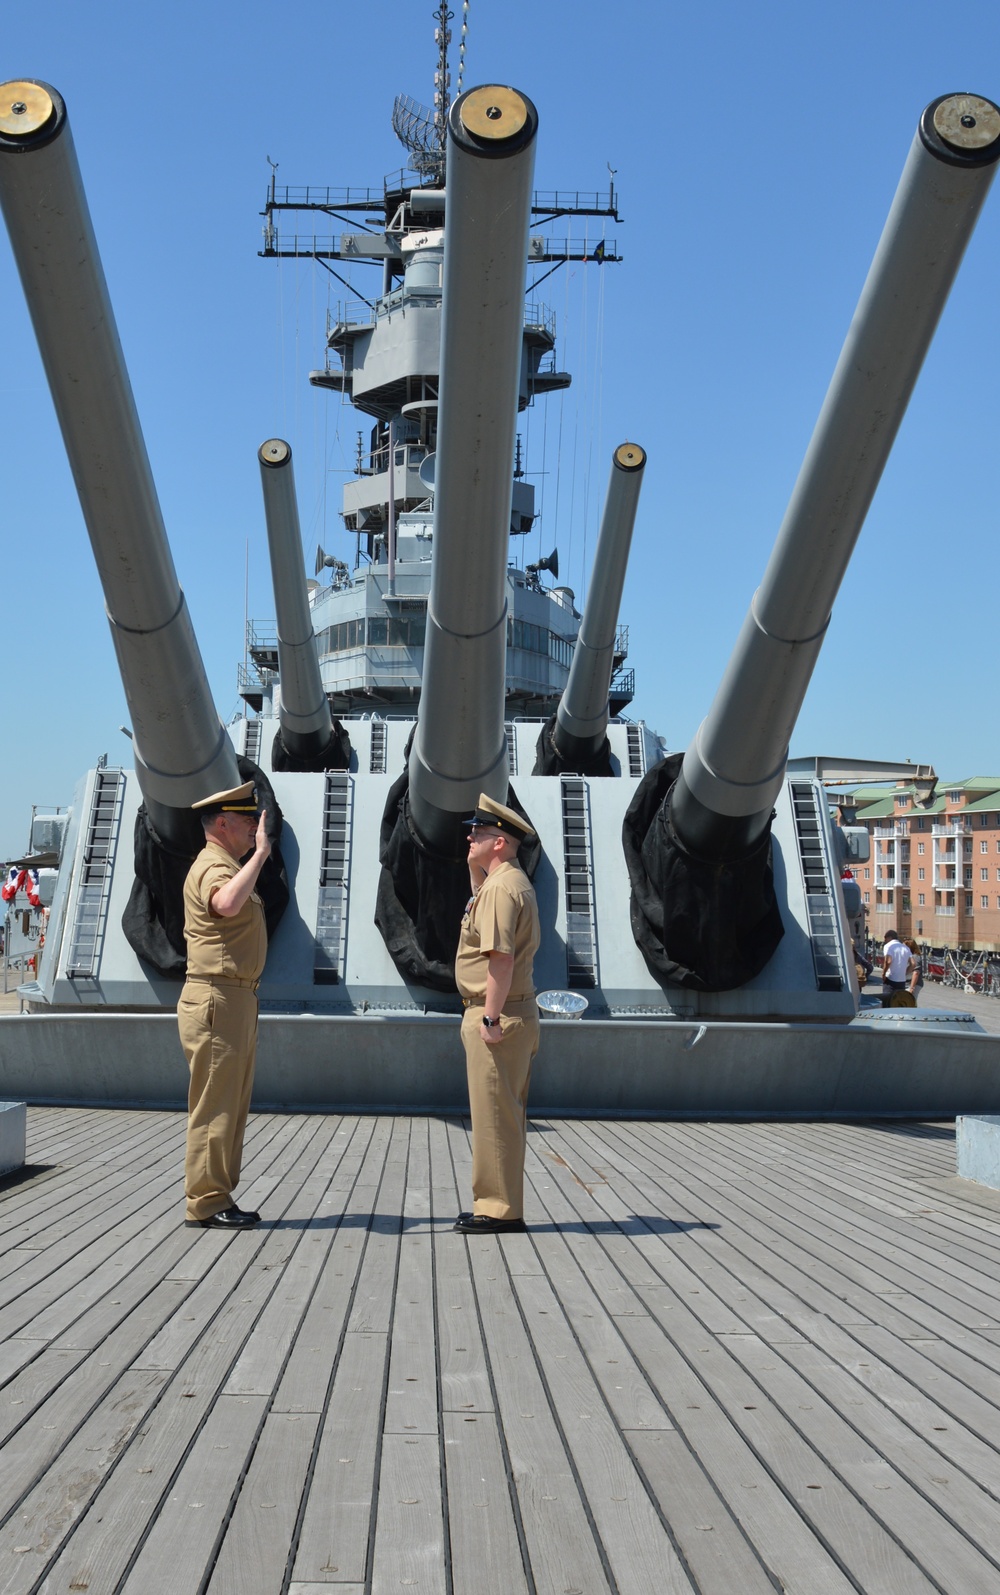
[406,84,539,857]
[0,81,239,852]
[376,84,539,988]
[627,92,1000,991]
[538,442,646,775]
[257,439,349,772]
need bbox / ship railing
[237,661,276,692]
[246,619,277,653]
[327,297,555,338]
[264,183,386,213]
[531,187,620,219]
[528,235,619,263]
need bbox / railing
[933,821,971,835]
[264,178,620,220]
[328,297,556,339]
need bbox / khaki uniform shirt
[183,839,267,983]
[455,860,539,1003]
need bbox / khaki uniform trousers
[461,997,539,1221]
[178,978,258,1221]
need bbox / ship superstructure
[240,22,633,726]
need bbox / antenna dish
[417,452,436,493]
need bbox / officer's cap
[462,792,536,843]
[192,779,260,818]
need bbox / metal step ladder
[66,769,125,980]
[790,781,846,992]
[244,717,262,763]
[626,723,645,777]
[314,773,353,984]
[369,720,387,774]
[560,776,598,988]
[505,721,518,776]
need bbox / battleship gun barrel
[554,442,646,766]
[407,85,538,854]
[0,81,238,845]
[257,439,335,763]
[672,93,1000,859]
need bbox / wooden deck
[2,1109,1000,1593]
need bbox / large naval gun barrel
[544,442,646,774]
[406,85,539,856]
[257,439,348,772]
[0,81,240,851]
[626,93,1000,991]
[672,93,1000,861]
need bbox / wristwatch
[482,1014,500,1028]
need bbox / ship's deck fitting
[2,1108,1000,1593]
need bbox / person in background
[905,937,924,1004]
[881,929,914,1008]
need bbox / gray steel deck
[2,1106,1000,1593]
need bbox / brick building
[841,777,1000,952]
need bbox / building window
[981,814,990,827]
[948,791,962,803]
[864,891,870,904]
[982,840,990,853]
[983,896,990,909]
[918,868,925,880]
[914,816,925,830]
[966,894,974,912]
[917,842,925,854]
[864,868,870,880]
[983,869,990,882]
[918,893,925,906]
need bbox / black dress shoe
[188,1205,261,1229]
[453,1213,526,1234]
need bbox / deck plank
[442,1410,530,1595]
[371,1431,447,1595]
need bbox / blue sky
[2,0,999,859]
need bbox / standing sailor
[178,780,271,1228]
[454,794,540,1234]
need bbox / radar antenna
[391,2,471,178]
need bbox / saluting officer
[178,780,271,1229]
[454,793,540,1234]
